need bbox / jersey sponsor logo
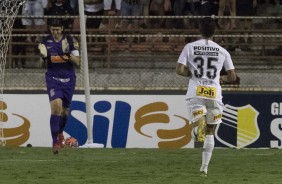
[51,55,67,63]
[199,81,213,85]
[193,46,219,51]
[52,77,70,83]
[194,51,218,56]
[193,109,204,117]
[215,104,260,148]
[196,86,216,98]
[50,89,55,97]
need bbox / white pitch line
[2,159,57,162]
[255,153,275,156]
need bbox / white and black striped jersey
[177,39,235,101]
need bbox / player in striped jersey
[176,17,237,176]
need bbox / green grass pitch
[0,147,281,184]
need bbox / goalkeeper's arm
[62,51,80,67]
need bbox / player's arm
[65,36,81,66]
[62,52,80,66]
[221,52,237,83]
[176,63,191,77]
[69,55,80,66]
[220,69,236,83]
[61,47,80,66]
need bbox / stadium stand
[8,20,282,70]
[4,0,282,90]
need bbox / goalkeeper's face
[50,26,64,40]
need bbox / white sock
[200,135,214,173]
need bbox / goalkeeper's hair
[199,17,216,38]
[49,18,64,27]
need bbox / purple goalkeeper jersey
[43,34,78,86]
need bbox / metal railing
[4,15,282,91]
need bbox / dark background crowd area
[9,0,282,69]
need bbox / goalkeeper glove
[38,43,47,58]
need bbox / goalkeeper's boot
[197,118,206,142]
[58,133,65,148]
[53,143,60,155]
[199,171,207,177]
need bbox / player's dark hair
[48,18,64,27]
[199,17,216,38]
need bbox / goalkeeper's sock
[59,116,67,133]
[200,135,215,174]
[50,114,60,144]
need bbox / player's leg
[57,85,75,148]
[21,0,33,42]
[58,107,68,148]
[200,124,216,177]
[186,98,207,142]
[140,0,150,27]
[33,0,46,42]
[196,116,206,142]
[199,100,224,176]
[100,0,113,29]
[50,98,63,154]
[46,79,65,154]
[217,0,227,28]
[190,117,206,142]
[59,108,68,134]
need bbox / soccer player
[176,17,237,176]
[38,19,80,154]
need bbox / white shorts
[186,98,224,125]
[104,0,121,10]
[21,0,45,26]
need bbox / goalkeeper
[176,17,237,177]
[38,18,80,154]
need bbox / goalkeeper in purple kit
[38,19,80,154]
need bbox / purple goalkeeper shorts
[46,76,76,108]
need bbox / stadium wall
[1,92,282,149]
